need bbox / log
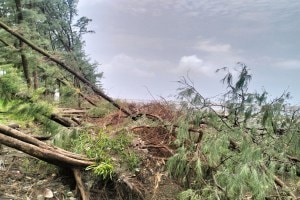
[50,113,77,127]
[0,124,91,161]
[31,135,52,141]
[0,133,94,168]
[60,109,87,114]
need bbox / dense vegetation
[0,1,299,199]
[169,64,299,199]
[0,0,101,107]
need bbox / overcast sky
[77,0,300,104]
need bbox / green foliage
[170,64,299,199]
[0,0,103,110]
[178,189,201,200]
[87,101,116,118]
[21,158,58,176]
[0,65,27,104]
[167,146,190,184]
[72,129,141,178]
[86,162,114,180]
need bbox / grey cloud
[78,0,300,103]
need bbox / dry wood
[31,135,52,141]
[287,155,300,163]
[261,165,297,199]
[0,124,91,161]
[72,168,90,200]
[71,117,81,125]
[0,133,94,168]
[50,113,77,127]
[60,109,87,114]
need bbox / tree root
[72,168,89,200]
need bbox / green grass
[71,128,141,178]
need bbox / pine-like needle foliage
[169,64,299,200]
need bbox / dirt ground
[0,146,76,199]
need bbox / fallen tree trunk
[0,20,132,118]
[57,78,98,107]
[0,124,91,161]
[0,133,94,168]
[50,113,79,127]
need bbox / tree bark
[0,133,94,168]
[33,68,39,89]
[50,113,78,127]
[72,168,90,200]
[0,124,91,161]
[15,0,32,88]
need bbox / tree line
[0,0,101,106]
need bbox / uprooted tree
[167,64,299,199]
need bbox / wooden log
[0,133,94,168]
[0,124,91,161]
[50,113,77,127]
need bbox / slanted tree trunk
[57,78,97,106]
[0,124,91,161]
[0,20,133,118]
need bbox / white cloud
[172,55,215,76]
[192,37,244,69]
[195,39,232,53]
[274,59,300,70]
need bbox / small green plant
[178,189,201,200]
[86,161,114,179]
[122,151,140,171]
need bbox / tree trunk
[15,0,32,88]
[33,68,39,89]
[50,113,78,127]
[0,124,94,168]
[57,78,97,107]
[0,124,91,161]
[0,134,94,168]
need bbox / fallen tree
[0,124,94,199]
[0,124,94,167]
[0,20,132,118]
